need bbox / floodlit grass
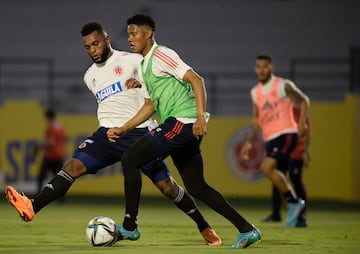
[0,196,359,254]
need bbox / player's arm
[302,117,312,167]
[126,78,142,88]
[285,82,310,136]
[107,98,155,142]
[241,102,260,160]
[183,69,207,138]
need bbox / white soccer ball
[86,216,118,247]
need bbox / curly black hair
[81,22,107,37]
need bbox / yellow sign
[0,96,359,201]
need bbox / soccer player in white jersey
[5,21,221,246]
[106,14,261,249]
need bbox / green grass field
[1,196,359,254]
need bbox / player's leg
[262,135,298,201]
[172,143,252,233]
[289,159,307,226]
[31,128,121,214]
[289,159,307,204]
[262,134,305,227]
[142,160,221,245]
[6,128,117,222]
[5,158,84,222]
[263,184,282,222]
[120,136,158,231]
[51,160,67,203]
[174,154,261,248]
[169,132,260,248]
[32,158,85,213]
[119,118,198,233]
[261,157,294,195]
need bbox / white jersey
[84,50,156,129]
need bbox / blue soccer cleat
[230,226,261,249]
[116,225,141,241]
[286,199,306,227]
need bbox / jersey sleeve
[279,79,299,98]
[83,68,93,91]
[250,86,257,103]
[153,47,192,81]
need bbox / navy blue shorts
[72,127,170,183]
[266,133,298,172]
[145,117,202,170]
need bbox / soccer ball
[86,216,118,247]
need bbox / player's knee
[63,159,87,178]
[155,179,178,199]
[261,166,272,176]
[260,159,276,176]
[121,150,138,170]
[185,182,206,199]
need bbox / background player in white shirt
[6,21,221,246]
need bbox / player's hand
[192,118,207,139]
[126,78,142,89]
[241,141,252,160]
[107,127,123,142]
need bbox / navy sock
[33,169,74,213]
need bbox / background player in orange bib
[241,55,310,227]
[263,103,311,227]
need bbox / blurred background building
[0,0,359,114]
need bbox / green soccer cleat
[230,226,261,249]
[116,225,141,241]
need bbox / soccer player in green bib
[107,14,261,249]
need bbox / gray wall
[1,0,359,114]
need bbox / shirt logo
[96,81,123,103]
[78,139,94,149]
[114,66,123,75]
[262,100,274,111]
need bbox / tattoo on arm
[285,83,306,103]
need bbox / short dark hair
[127,14,156,31]
[256,54,273,63]
[81,22,107,37]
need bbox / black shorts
[266,133,298,172]
[144,117,202,169]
